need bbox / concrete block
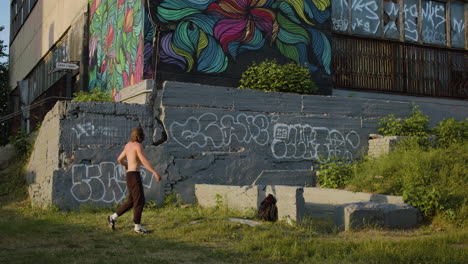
[381,203,421,228]
[195,184,259,210]
[119,79,154,104]
[232,88,301,113]
[162,81,234,109]
[260,185,305,222]
[303,187,403,218]
[335,202,384,231]
[253,170,315,186]
[335,202,420,231]
[302,96,362,117]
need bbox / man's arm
[136,144,162,182]
[117,147,128,170]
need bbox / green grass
[1,144,467,263]
[0,201,467,264]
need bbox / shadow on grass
[0,203,238,264]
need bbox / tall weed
[348,142,468,224]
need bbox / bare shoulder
[127,141,143,150]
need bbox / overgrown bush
[8,131,34,158]
[317,160,353,189]
[72,89,112,102]
[378,105,430,137]
[239,60,318,94]
[348,141,468,224]
[432,118,468,147]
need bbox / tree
[0,26,10,145]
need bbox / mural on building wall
[89,0,149,100]
[156,0,332,75]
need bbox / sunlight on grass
[1,201,467,264]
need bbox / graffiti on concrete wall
[271,123,360,162]
[170,113,276,149]
[71,162,154,203]
[169,113,361,162]
[156,0,332,75]
[88,0,145,100]
[70,118,136,145]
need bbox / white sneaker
[134,226,151,234]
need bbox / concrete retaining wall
[195,184,305,222]
[28,81,419,209]
[303,187,403,218]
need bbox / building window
[10,0,38,43]
[332,0,467,49]
[404,0,419,42]
[422,0,447,45]
[451,1,465,48]
[351,0,382,36]
[383,0,400,39]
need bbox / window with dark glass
[383,0,400,39]
[451,2,465,48]
[351,0,383,36]
[422,0,447,45]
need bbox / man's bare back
[117,141,161,182]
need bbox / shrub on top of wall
[378,105,430,137]
[72,89,113,102]
[238,60,318,95]
[432,118,468,148]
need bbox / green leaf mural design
[88,0,145,100]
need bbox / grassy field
[0,198,467,264]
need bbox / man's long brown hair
[130,127,145,143]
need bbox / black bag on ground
[257,194,278,222]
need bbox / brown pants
[116,171,145,224]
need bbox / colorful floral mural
[156,0,332,75]
[89,0,149,100]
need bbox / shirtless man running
[107,127,161,234]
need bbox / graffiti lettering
[404,2,419,41]
[450,3,465,48]
[351,0,381,35]
[421,1,446,45]
[70,162,154,203]
[271,123,360,163]
[71,123,119,140]
[71,118,136,145]
[170,113,275,149]
[332,0,349,32]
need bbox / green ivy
[238,60,318,95]
[72,89,113,102]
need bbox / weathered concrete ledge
[195,184,417,228]
[334,202,421,231]
[195,184,305,222]
[302,187,403,218]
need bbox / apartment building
[9,0,88,132]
